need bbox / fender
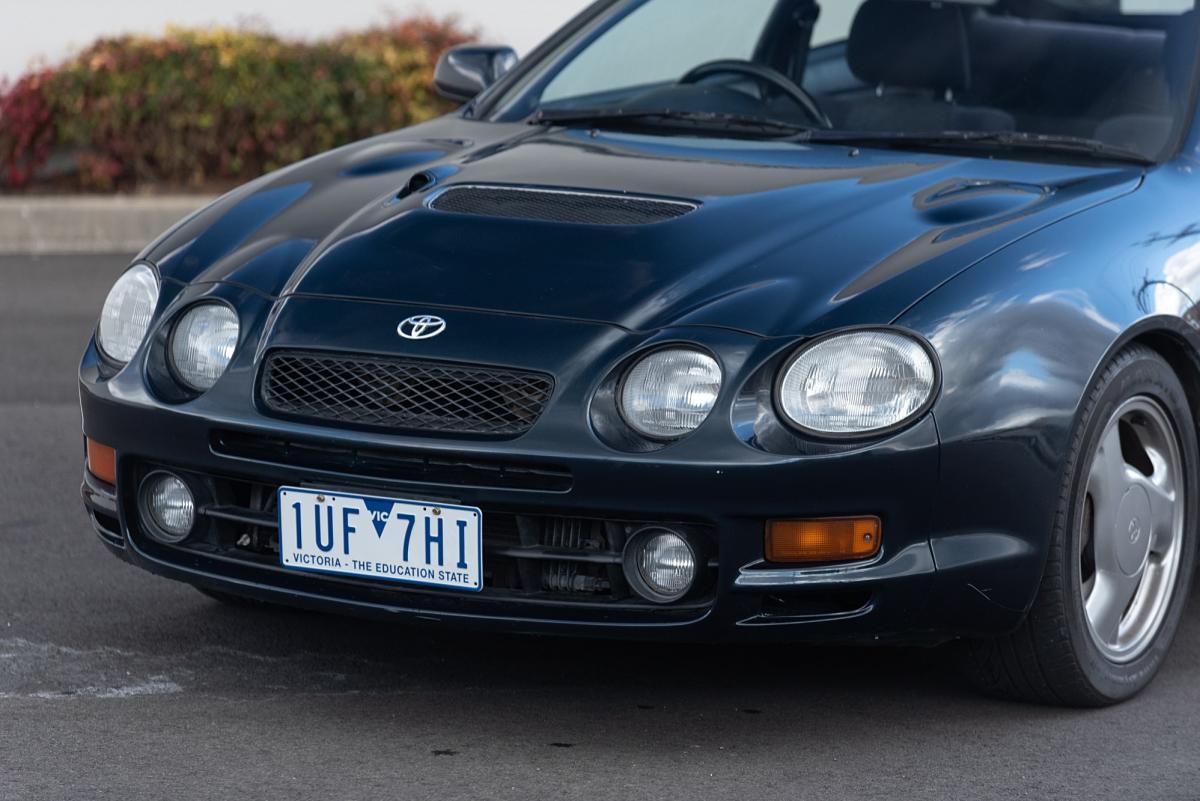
[899,161,1200,630]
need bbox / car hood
[147,117,1142,337]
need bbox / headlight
[97,263,159,364]
[777,330,936,437]
[619,348,722,440]
[170,304,240,392]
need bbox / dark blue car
[80,0,1200,706]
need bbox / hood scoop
[428,184,699,226]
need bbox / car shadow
[145,579,1199,721]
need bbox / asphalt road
[2,254,1199,801]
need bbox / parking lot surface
[2,255,1198,801]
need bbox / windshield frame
[468,0,630,122]
[470,0,1200,166]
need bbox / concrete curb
[0,196,215,255]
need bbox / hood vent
[429,185,698,226]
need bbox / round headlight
[777,330,936,437]
[619,348,722,440]
[170,304,240,392]
[98,264,159,364]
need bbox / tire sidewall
[1063,350,1199,701]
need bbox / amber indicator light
[765,517,882,564]
[86,439,118,486]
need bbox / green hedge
[0,17,475,190]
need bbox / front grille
[429,185,698,226]
[261,351,554,437]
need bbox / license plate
[277,487,483,592]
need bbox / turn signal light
[765,517,881,564]
[86,439,117,485]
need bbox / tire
[962,344,1198,706]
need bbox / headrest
[967,13,1166,114]
[848,0,971,91]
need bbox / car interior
[525,0,1200,161]
[800,0,1199,155]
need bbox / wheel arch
[1124,321,1200,426]
[1121,321,1200,565]
[1082,316,1200,463]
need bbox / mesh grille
[261,351,554,437]
[429,185,697,225]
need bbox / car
[79,0,1200,707]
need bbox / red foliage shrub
[0,15,476,191]
[0,70,56,188]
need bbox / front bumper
[81,384,974,644]
[78,288,1036,643]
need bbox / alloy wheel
[1080,396,1186,663]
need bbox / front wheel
[963,344,1197,706]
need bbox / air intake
[261,351,554,437]
[429,185,698,226]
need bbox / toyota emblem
[397,315,447,341]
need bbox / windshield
[486,0,1200,163]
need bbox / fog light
[142,473,195,543]
[765,517,881,564]
[623,527,697,604]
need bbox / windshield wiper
[795,130,1155,166]
[531,114,1155,164]
[531,108,812,137]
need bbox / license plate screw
[433,508,442,516]
[317,495,326,503]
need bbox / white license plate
[278,487,483,592]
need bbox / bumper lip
[127,534,718,633]
[81,469,124,550]
[81,469,119,516]
[734,542,936,589]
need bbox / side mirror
[435,45,519,103]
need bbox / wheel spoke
[1087,423,1127,574]
[1128,447,1178,557]
[1085,569,1141,645]
[1088,423,1126,505]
